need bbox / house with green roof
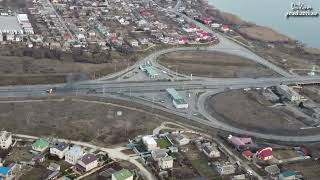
[279,170,296,180]
[112,169,133,180]
[32,138,49,152]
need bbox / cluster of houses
[129,131,191,178]
[2,0,222,56]
[0,130,134,180]
[228,134,274,162]
[0,13,34,43]
[227,134,308,180]
[130,129,251,179]
[30,138,99,174]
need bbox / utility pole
[190,73,193,80]
[103,85,105,96]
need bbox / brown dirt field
[239,26,290,42]
[282,160,320,180]
[304,47,320,55]
[158,51,279,78]
[0,56,130,85]
[0,97,163,145]
[205,90,320,136]
[253,45,315,71]
[301,86,320,103]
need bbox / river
[208,0,320,48]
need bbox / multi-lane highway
[1,3,320,143]
[1,76,320,97]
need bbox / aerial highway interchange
[2,33,320,143]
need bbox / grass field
[273,149,298,160]
[157,137,172,149]
[158,50,279,78]
[191,159,221,179]
[0,97,163,145]
[0,56,130,85]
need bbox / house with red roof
[228,135,253,150]
[221,25,231,33]
[256,147,273,161]
[242,150,254,161]
[178,37,189,44]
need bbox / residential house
[6,34,14,41]
[242,150,254,161]
[202,143,220,158]
[0,131,12,149]
[228,135,252,150]
[151,149,168,161]
[158,156,174,169]
[0,166,13,180]
[221,25,230,33]
[129,39,139,47]
[138,38,149,45]
[76,154,98,172]
[33,154,46,163]
[215,162,236,175]
[256,147,273,161]
[279,170,296,180]
[265,164,280,176]
[0,164,19,180]
[65,146,83,165]
[32,138,49,152]
[112,169,133,180]
[169,133,190,146]
[48,163,60,172]
[232,174,246,180]
[142,136,158,151]
[50,142,69,159]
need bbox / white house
[169,133,190,146]
[76,154,98,172]
[216,163,236,175]
[142,136,158,151]
[158,156,174,169]
[0,131,12,149]
[65,146,83,165]
[50,142,69,159]
[129,39,139,47]
[202,143,220,158]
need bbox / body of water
[208,0,320,48]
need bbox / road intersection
[1,8,320,142]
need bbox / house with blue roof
[0,166,12,180]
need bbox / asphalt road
[0,6,319,142]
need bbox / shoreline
[202,1,320,54]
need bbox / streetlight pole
[103,85,105,96]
